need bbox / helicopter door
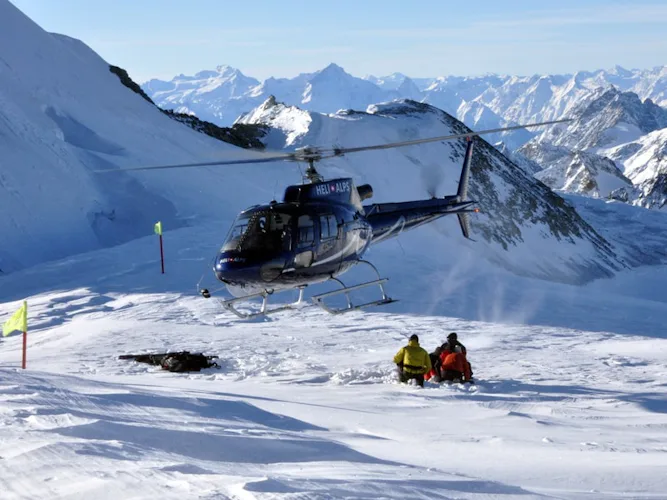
[294,215,315,268]
[316,214,343,269]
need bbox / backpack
[160,352,219,372]
[120,351,219,372]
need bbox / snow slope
[0,0,291,274]
[1,219,667,499]
[2,6,667,494]
[456,100,535,150]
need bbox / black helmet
[447,332,457,341]
[409,334,419,342]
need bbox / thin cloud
[343,5,667,39]
[475,4,667,28]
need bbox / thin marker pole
[159,233,165,274]
[22,329,27,369]
[21,301,28,369]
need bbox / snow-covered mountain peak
[214,64,240,76]
[608,64,633,77]
[570,70,599,87]
[236,96,312,147]
[396,76,422,99]
[312,62,349,81]
[364,72,411,90]
[365,99,437,118]
[529,87,667,153]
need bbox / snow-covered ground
[2,222,666,499]
[2,2,667,497]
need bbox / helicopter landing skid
[219,287,307,319]
[311,262,397,314]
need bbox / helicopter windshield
[221,211,292,254]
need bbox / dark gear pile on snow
[119,351,219,372]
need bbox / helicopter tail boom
[365,138,478,243]
[364,197,476,244]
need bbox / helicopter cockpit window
[297,215,315,247]
[221,214,251,252]
[320,214,338,240]
[221,211,292,253]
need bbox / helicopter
[109,118,569,318]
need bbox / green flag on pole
[154,221,162,236]
[3,301,27,336]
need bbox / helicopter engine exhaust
[357,184,373,201]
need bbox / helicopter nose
[214,254,259,285]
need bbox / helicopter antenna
[272,178,279,202]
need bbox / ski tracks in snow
[1,278,667,497]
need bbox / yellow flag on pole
[3,301,27,337]
[154,221,162,236]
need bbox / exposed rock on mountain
[530,87,667,152]
[607,128,667,210]
[534,151,632,199]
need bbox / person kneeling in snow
[426,332,473,383]
[393,334,432,387]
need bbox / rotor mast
[305,159,324,183]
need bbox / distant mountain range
[144,63,667,212]
[519,87,667,207]
[143,63,667,142]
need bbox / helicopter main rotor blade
[93,152,295,173]
[324,118,571,156]
[93,117,571,173]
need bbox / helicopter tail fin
[457,137,473,203]
[456,138,474,239]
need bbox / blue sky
[9,0,667,83]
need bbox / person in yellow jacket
[393,334,432,387]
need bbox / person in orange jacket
[393,334,432,387]
[426,333,473,383]
[440,332,473,382]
